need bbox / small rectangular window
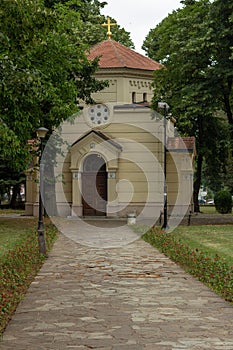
[143,93,147,102]
[132,92,136,103]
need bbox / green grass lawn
[172,225,233,265]
[0,217,58,335]
[0,209,25,216]
[199,205,233,215]
[199,205,217,214]
[0,217,37,259]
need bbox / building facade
[25,39,195,223]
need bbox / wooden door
[82,155,107,216]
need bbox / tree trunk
[193,153,203,212]
[10,185,20,209]
[223,78,233,143]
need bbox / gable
[70,130,122,171]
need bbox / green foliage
[0,0,134,201]
[214,190,232,214]
[0,122,28,205]
[181,0,196,5]
[208,0,233,128]
[143,0,233,208]
[0,0,94,197]
[202,152,233,194]
[0,219,57,335]
[0,122,29,175]
[44,0,134,47]
[143,226,233,302]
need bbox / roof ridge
[110,40,127,66]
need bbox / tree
[0,121,28,207]
[0,0,135,208]
[0,0,106,207]
[207,0,233,141]
[142,0,232,211]
[44,0,134,47]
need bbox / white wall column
[71,170,82,216]
[106,169,119,217]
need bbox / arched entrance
[82,154,107,216]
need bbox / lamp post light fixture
[158,102,169,230]
[36,127,48,256]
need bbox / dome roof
[87,39,162,71]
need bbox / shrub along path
[1,220,233,350]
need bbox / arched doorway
[82,154,107,216]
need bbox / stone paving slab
[1,222,233,350]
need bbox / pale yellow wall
[51,106,167,217]
[167,152,194,213]
[91,69,154,104]
[26,103,194,218]
[26,61,195,218]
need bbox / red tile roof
[168,137,196,153]
[87,40,162,71]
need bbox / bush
[214,190,232,214]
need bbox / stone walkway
[1,220,233,350]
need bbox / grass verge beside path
[172,225,233,265]
[143,225,233,304]
[0,217,58,336]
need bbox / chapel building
[25,37,195,224]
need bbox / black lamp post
[158,102,169,230]
[36,127,48,256]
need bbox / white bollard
[127,213,136,225]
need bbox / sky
[101,0,182,54]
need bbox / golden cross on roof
[102,17,116,40]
